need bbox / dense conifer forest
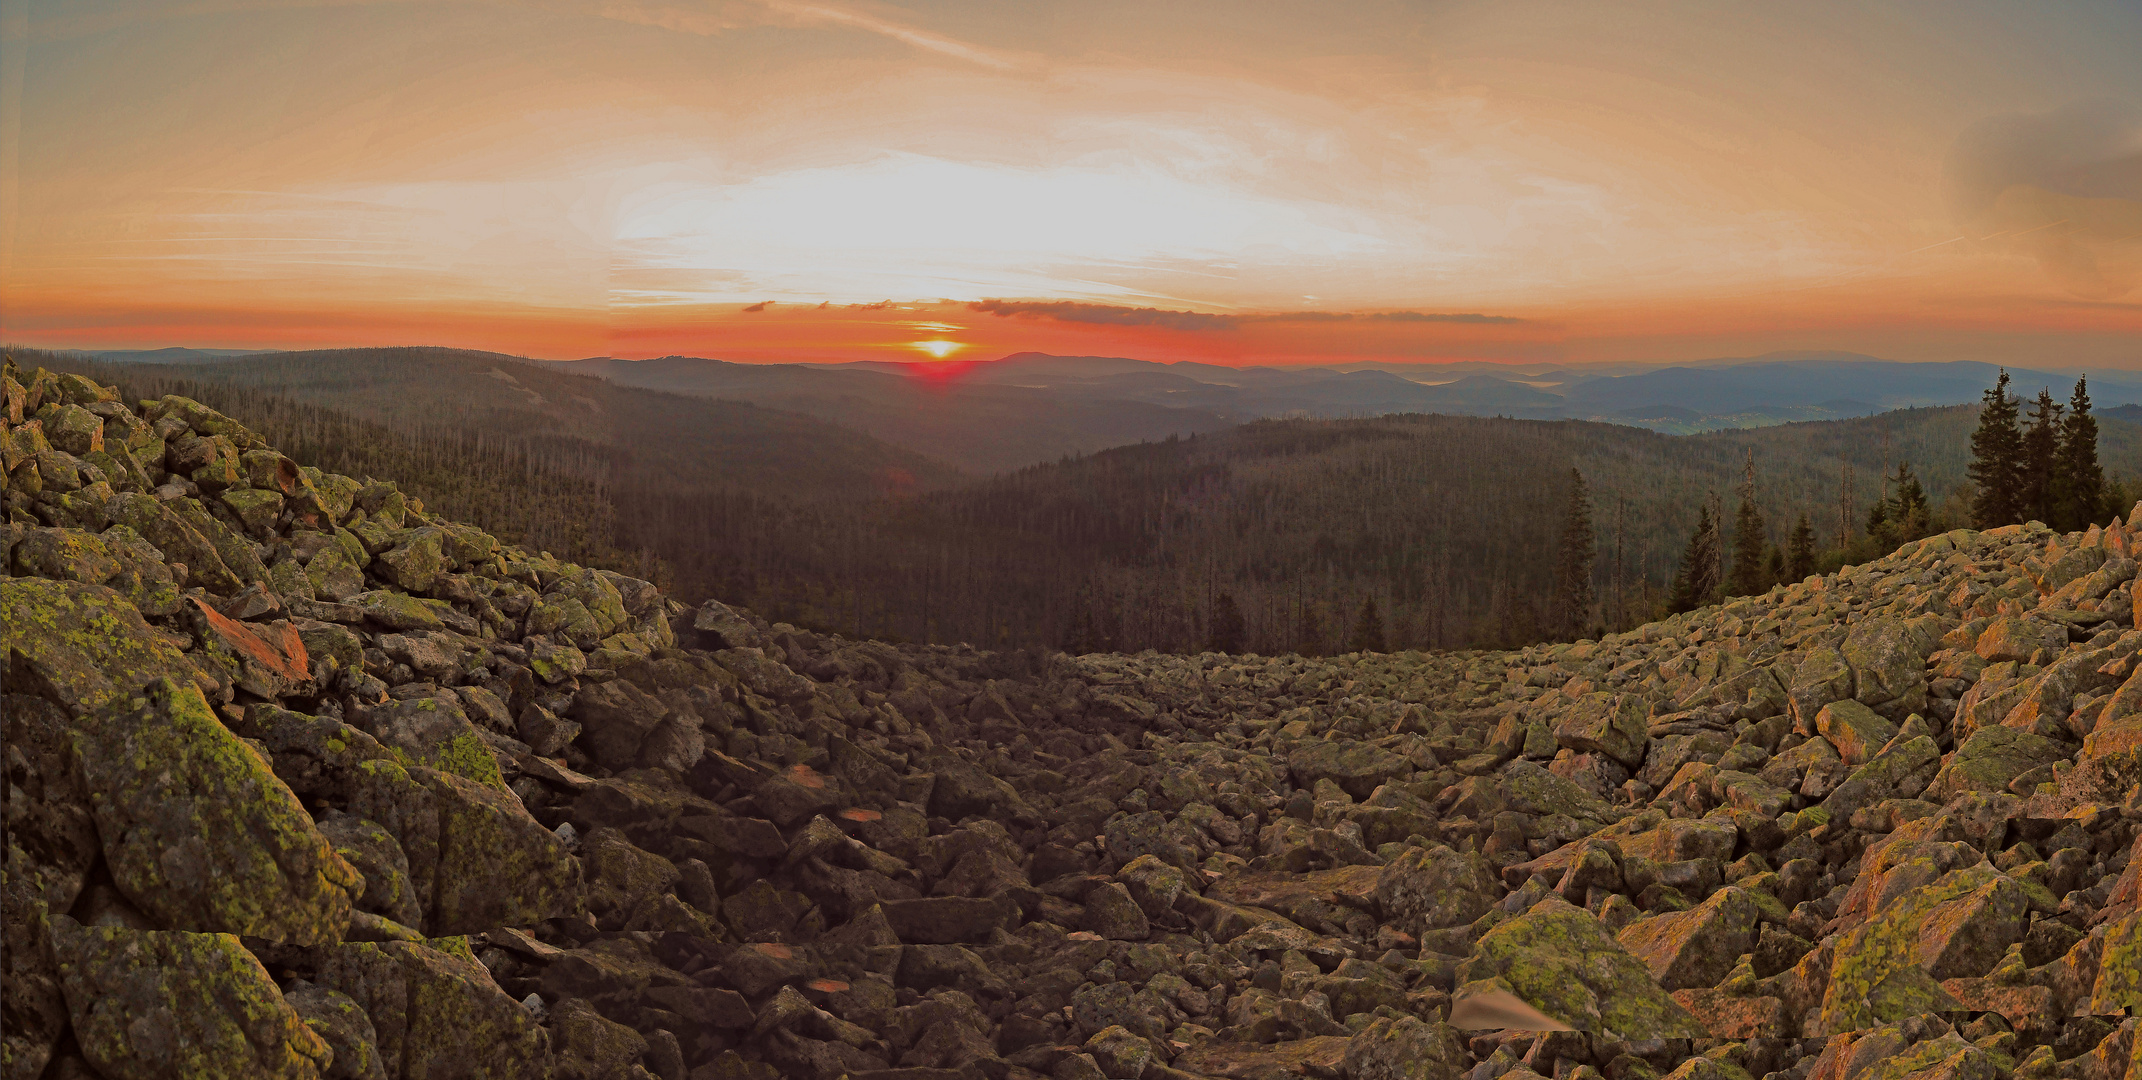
[20,347,2138,654]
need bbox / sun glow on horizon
[909,339,966,359]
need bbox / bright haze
[3,0,2139,367]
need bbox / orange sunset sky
[1,0,2139,367]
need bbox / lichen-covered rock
[314,811,424,930]
[51,918,333,1080]
[1344,1015,1470,1080]
[315,939,550,1080]
[375,527,449,594]
[692,598,764,650]
[72,677,360,945]
[1818,864,2027,1034]
[1822,735,1942,824]
[1287,739,1410,800]
[1816,699,1898,767]
[1925,726,2071,800]
[287,981,389,1080]
[1617,886,1761,991]
[549,996,649,1080]
[187,596,314,699]
[568,679,672,772]
[342,757,582,935]
[1376,843,1498,935]
[2090,908,2141,1014]
[1457,895,1703,1038]
[1975,615,2065,664]
[1084,882,1151,941]
[1843,616,1937,721]
[0,577,206,714]
[354,692,504,791]
[581,827,681,931]
[1553,692,1650,768]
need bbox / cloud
[1947,99,2142,299]
[1255,311,1528,326]
[591,0,1024,69]
[967,300,1238,331]
[967,299,1528,330]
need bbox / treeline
[19,347,2140,655]
[1650,371,2126,622]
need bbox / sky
[1,0,2139,367]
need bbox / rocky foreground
[3,363,2140,1080]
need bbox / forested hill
[878,405,2142,653]
[11,347,964,602]
[19,347,2141,653]
[555,354,1236,473]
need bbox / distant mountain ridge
[62,342,2142,459]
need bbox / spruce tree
[1209,591,1245,654]
[1348,595,1387,653]
[2021,388,2064,525]
[1668,503,1721,614]
[1765,544,1785,591]
[1296,599,1323,657]
[1890,462,1931,542]
[1968,369,2024,528]
[2055,376,2105,532]
[1729,451,1767,597]
[1553,468,1596,638]
[1787,512,1817,581]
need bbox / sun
[910,339,965,359]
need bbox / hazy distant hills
[554,354,1233,473]
[554,349,2142,454]
[68,342,2142,468]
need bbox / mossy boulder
[315,810,424,930]
[104,490,245,595]
[72,678,360,945]
[1818,864,2027,1033]
[581,827,683,931]
[1927,726,2072,801]
[43,403,104,456]
[1343,1015,1469,1080]
[375,527,448,593]
[1617,886,1761,991]
[286,981,388,1080]
[1457,895,1703,1038]
[1816,699,1898,767]
[354,692,505,791]
[1822,735,1943,825]
[1375,843,1499,935]
[227,703,401,799]
[1287,739,1411,800]
[305,537,367,602]
[219,486,286,540]
[1553,692,1650,769]
[544,568,629,640]
[549,997,649,1080]
[529,639,588,684]
[168,496,268,587]
[0,578,206,715]
[314,939,550,1080]
[528,594,603,649]
[51,918,333,1080]
[342,758,582,935]
[344,590,453,631]
[2089,908,2141,1014]
[1844,616,1938,721]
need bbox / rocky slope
[2,361,2140,1080]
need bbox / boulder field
[3,362,2141,1080]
